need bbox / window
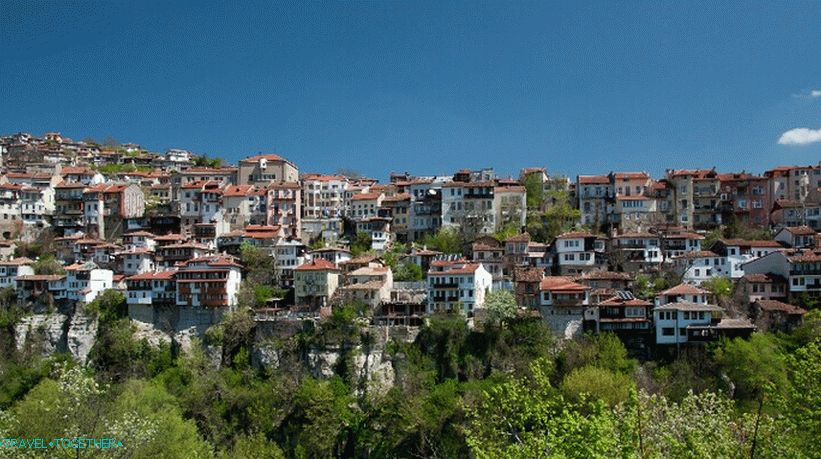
[662,328,674,336]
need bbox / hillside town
[1,131,819,356]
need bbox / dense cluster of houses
[0,132,817,352]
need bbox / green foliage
[482,289,518,326]
[558,332,637,376]
[32,255,64,275]
[393,262,423,281]
[193,154,223,168]
[94,163,153,174]
[702,276,733,300]
[89,317,174,382]
[350,231,373,256]
[522,172,545,209]
[525,191,581,243]
[83,289,127,323]
[493,222,520,242]
[561,365,634,406]
[420,227,465,254]
[634,273,677,300]
[713,333,788,402]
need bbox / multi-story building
[53,182,86,235]
[294,258,341,309]
[426,260,493,316]
[266,182,301,239]
[380,193,410,243]
[774,226,817,248]
[175,256,242,308]
[577,175,612,229]
[349,192,384,220]
[742,248,821,302]
[50,261,114,304]
[717,173,770,228]
[337,266,393,309]
[221,185,268,230]
[538,276,590,339]
[554,231,605,275]
[301,174,347,219]
[238,154,298,186]
[82,183,144,239]
[493,184,527,231]
[180,180,224,232]
[408,179,443,242]
[0,257,34,289]
[665,169,715,229]
[710,239,783,279]
[653,301,724,346]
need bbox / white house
[426,261,493,316]
[672,250,729,284]
[539,276,591,339]
[0,257,34,289]
[653,301,723,345]
[50,261,114,304]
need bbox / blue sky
[1,1,819,180]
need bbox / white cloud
[812,90,821,98]
[778,126,821,145]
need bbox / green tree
[483,290,518,326]
[420,227,464,254]
[32,255,64,275]
[560,365,634,406]
[702,276,733,302]
[394,262,423,281]
[350,231,373,256]
[522,172,545,209]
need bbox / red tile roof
[578,175,609,185]
[295,258,340,271]
[754,299,807,315]
[540,276,589,291]
[658,283,709,296]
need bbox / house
[493,184,527,231]
[554,232,605,275]
[337,266,393,309]
[122,231,157,251]
[380,193,410,243]
[238,154,298,185]
[408,179,443,242]
[575,270,634,303]
[737,273,788,303]
[126,270,177,322]
[350,192,384,220]
[513,267,544,308]
[586,292,653,354]
[156,242,212,268]
[308,247,352,267]
[266,182,301,238]
[175,256,242,308]
[180,180,224,232]
[503,233,531,273]
[301,174,348,219]
[356,217,392,251]
[426,260,493,316]
[611,232,663,270]
[538,276,590,339]
[115,248,155,275]
[50,261,114,304]
[0,257,34,289]
[672,250,729,284]
[441,181,497,239]
[656,283,710,306]
[775,226,816,249]
[294,258,341,309]
[272,239,308,287]
[741,249,821,303]
[653,301,724,345]
[749,299,806,333]
[710,239,783,279]
[373,281,427,326]
[472,236,504,280]
[577,175,613,229]
[717,173,770,228]
[221,185,268,230]
[16,274,63,305]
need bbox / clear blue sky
[1,1,820,180]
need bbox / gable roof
[296,258,339,271]
[658,283,709,296]
[539,276,589,292]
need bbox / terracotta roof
[126,271,177,281]
[599,295,652,306]
[239,154,287,163]
[613,172,650,180]
[0,257,34,265]
[539,276,589,291]
[351,192,383,201]
[578,175,610,185]
[154,233,185,241]
[658,283,709,296]
[295,258,340,271]
[341,280,385,290]
[513,267,544,283]
[124,231,155,238]
[16,274,64,281]
[349,266,390,276]
[782,226,817,236]
[223,185,266,197]
[654,301,723,311]
[754,299,807,315]
[505,233,531,243]
[742,273,786,283]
